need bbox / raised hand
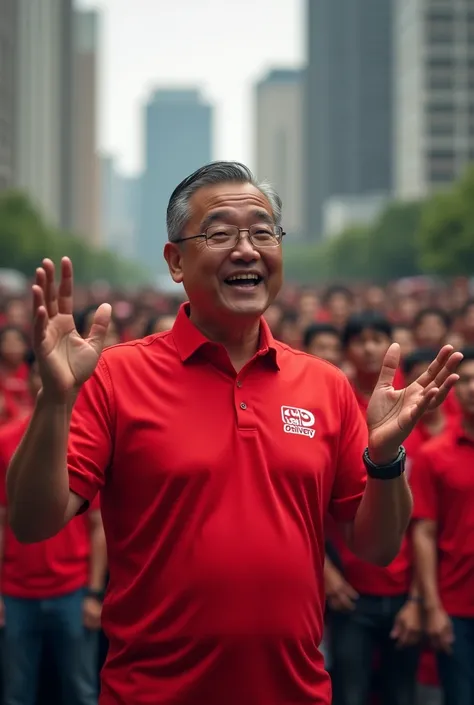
[32,258,111,401]
[367,344,463,465]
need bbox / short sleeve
[329,375,368,523]
[67,357,114,505]
[410,449,438,522]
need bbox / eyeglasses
[174,224,285,250]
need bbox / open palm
[367,343,463,465]
[32,258,111,400]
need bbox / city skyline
[76,0,304,175]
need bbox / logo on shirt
[281,406,316,439]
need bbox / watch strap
[85,588,103,602]
[363,446,406,480]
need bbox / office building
[255,68,304,237]
[14,0,74,229]
[0,0,17,192]
[101,154,139,258]
[305,0,393,239]
[72,9,101,245]
[394,0,474,199]
[139,88,213,267]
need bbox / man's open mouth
[224,274,263,287]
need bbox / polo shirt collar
[171,302,280,369]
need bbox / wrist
[85,587,103,602]
[367,447,400,466]
[37,387,78,409]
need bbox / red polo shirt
[67,303,368,705]
[0,417,98,599]
[411,423,474,618]
[328,373,411,597]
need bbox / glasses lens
[206,226,238,249]
[249,225,280,247]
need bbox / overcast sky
[76,0,305,175]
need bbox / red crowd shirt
[0,417,98,599]
[411,423,474,617]
[328,372,411,597]
[67,303,368,705]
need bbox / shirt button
[236,380,242,388]
[240,402,247,410]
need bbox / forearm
[88,522,107,592]
[413,528,441,610]
[351,474,412,566]
[7,390,73,542]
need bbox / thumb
[375,343,401,387]
[87,303,112,353]
[390,620,401,639]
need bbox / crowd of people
[0,271,473,704]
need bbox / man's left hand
[83,596,102,630]
[390,599,423,648]
[367,344,463,465]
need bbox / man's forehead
[189,182,273,221]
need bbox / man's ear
[163,242,184,283]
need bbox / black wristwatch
[363,446,406,480]
[85,588,103,602]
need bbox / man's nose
[230,233,261,261]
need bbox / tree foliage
[0,191,150,286]
[283,164,474,284]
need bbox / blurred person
[364,285,387,314]
[320,285,354,330]
[393,295,420,325]
[0,355,106,705]
[413,308,450,349]
[328,312,422,705]
[2,298,30,330]
[7,162,461,705]
[143,314,177,336]
[0,325,31,414]
[297,289,320,328]
[276,309,302,347]
[445,330,465,350]
[393,324,416,360]
[460,299,474,345]
[303,323,342,367]
[76,305,121,349]
[263,301,284,335]
[412,349,474,705]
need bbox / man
[0,354,106,705]
[412,348,474,705]
[303,323,342,368]
[413,308,450,350]
[6,162,461,705]
[327,313,422,705]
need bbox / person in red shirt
[6,162,461,705]
[412,349,474,705]
[303,323,343,368]
[0,357,107,705]
[0,325,31,416]
[326,312,422,705]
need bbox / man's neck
[189,310,261,371]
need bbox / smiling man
[6,162,462,705]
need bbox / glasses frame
[174,224,286,250]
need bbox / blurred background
[1,0,474,291]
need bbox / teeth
[227,274,259,282]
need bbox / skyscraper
[139,88,213,269]
[394,0,474,199]
[305,0,393,239]
[0,0,17,193]
[14,0,74,229]
[72,9,101,245]
[255,69,304,238]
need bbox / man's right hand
[426,605,454,653]
[324,559,358,612]
[32,258,111,402]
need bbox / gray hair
[166,161,282,242]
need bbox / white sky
[76,0,305,175]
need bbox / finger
[432,351,464,389]
[58,257,74,315]
[32,285,49,350]
[42,258,58,318]
[339,594,356,611]
[415,346,454,389]
[424,374,460,411]
[346,586,359,600]
[87,303,112,352]
[408,388,439,424]
[376,343,401,387]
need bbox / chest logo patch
[281,406,316,439]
